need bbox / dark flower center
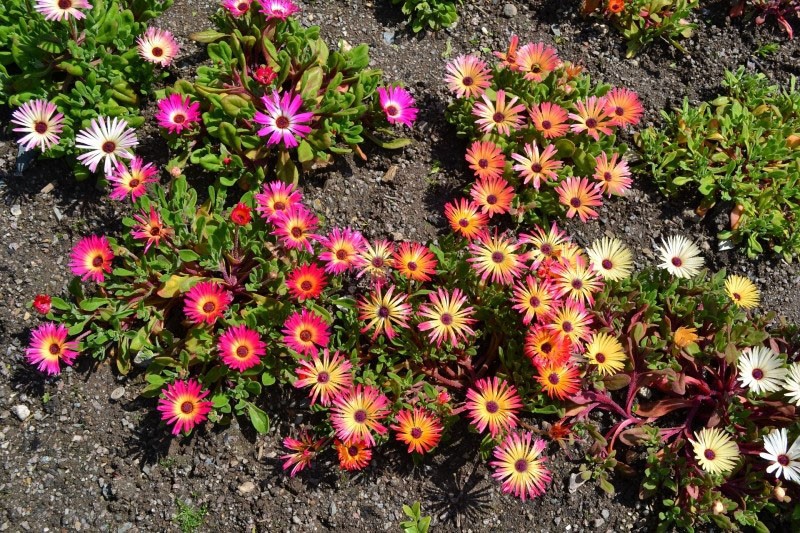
[570,197,582,208]
[541,120,552,129]
[300,280,313,291]
[462,76,474,87]
[704,449,716,460]
[529,296,541,307]
[335,249,348,260]
[601,259,613,270]
[485,400,499,414]
[530,163,543,173]
[180,401,194,414]
[733,293,741,301]
[348,446,359,457]
[440,313,453,326]
[603,171,613,181]
[540,244,553,256]
[548,372,560,385]
[406,261,418,271]
[531,65,542,73]
[151,47,164,57]
[615,106,624,117]
[411,427,423,439]
[372,257,384,268]
[752,368,764,380]
[595,353,606,363]
[486,194,498,205]
[317,371,330,384]
[458,218,470,228]
[571,279,583,290]
[778,454,790,466]
[585,118,598,128]
[478,158,489,169]
[562,321,573,333]
[172,113,186,124]
[202,301,216,313]
[58,0,72,9]
[385,105,399,117]
[514,459,528,473]
[128,179,140,188]
[238,2,248,10]
[540,342,552,354]
[150,226,160,236]
[299,330,312,342]
[275,115,290,129]
[671,257,683,267]
[236,345,249,357]
[291,227,303,238]
[101,141,116,154]
[354,409,368,423]
[491,251,505,264]
[378,306,390,318]
[273,201,286,211]
[34,121,49,134]
[49,343,61,355]
[492,112,505,123]
[92,255,104,267]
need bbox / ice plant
[26,322,78,375]
[656,235,705,279]
[725,275,760,310]
[737,346,788,395]
[391,408,443,454]
[335,439,372,471]
[223,0,253,17]
[760,428,800,483]
[524,326,571,369]
[515,42,560,82]
[586,237,633,281]
[689,427,740,475]
[156,379,213,436]
[69,235,114,283]
[75,116,138,175]
[529,102,569,139]
[108,157,158,201]
[230,203,252,226]
[11,99,64,152]
[358,284,412,340]
[377,86,418,127]
[217,325,266,372]
[536,362,581,400]
[355,239,395,281]
[418,287,477,348]
[585,332,627,376]
[512,276,554,325]
[555,177,604,222]
[547,300,593,345]
[593,152,632,196]
[131,206,172,253]
[137,28,180,67]
[293,348,353,406]
[444,55,493,98]
[472,90,526,135]
[392,242,438,282]
[673,326,700,349]
[282,309,330,356]
[604,87,644,128]
[255,181,302,220]
[183,281,233,326]
[465,140,506,180]
[467,231,522,285]
[520,223,568,268]
[34,0,92,21]
[281,431,323,477]
[491,431,552,501]
[32,294,52,315]
[569,96,614,141]
[330,385,390,446]
[470,175,515,218]
[155,94,201,134]
[272,205,319,253]
[465,377,523,438]
[286,263,327,301]
[257,0,300,19]
[317,228,366,275]
[784,363,800,406]
[511,142,563,190]
[444,199,489,240]
[551,262,603,306]
[254,90,314,148]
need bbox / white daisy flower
[10,99,65,152]
[689,427,740,475]
[783,363,800,406]
[737,346,788,395]
[74,116,138,176]
[34,0,92,22]
[759,428,800,483]
[656,235,704,278]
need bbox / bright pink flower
[271,205,319,253]
[377,86,418,127]
[255,180,303,220]
[26,322,78,375]
[330,385,390,447]
[223,0,253,17]
[108,157,158,201]
[132,206,172,253]
[254,90,314,148]
[257,0,300,19]
[282,431,324,477]
[317,228,366,274]
[69,235,114,283]
[282,309,330,356]
[218,325,266,372]
[157,379,213,435]
[491,431,552,501]
[11,99,64,152]
[183,281,233,326]
[155,94,201,134]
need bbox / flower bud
[712,500,724,515]
[230,203,252,226]
[32,294,52,315]
[774,486,789,502]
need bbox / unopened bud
[774,486,789,502]
[712,500,725,515]
[170,166,182,177]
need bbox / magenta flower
[108,157,158,201]
[254,90,314,148]
[282,309,330,356]
[69,235,114,283]
[272,204,319,253]
[155,94,201,134]
[218,325,267,372]
[26,322,79,376]
[254,180,303,220]
[183,281,233,326]
[223,0,253,17]
[257,0,300,19]
[377,86,418,127]
[316,228,366,275]
[11,99,64,152]
[157,379,213,436]
[34,0,92,21]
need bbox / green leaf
[190,30,228,43]
[49,297,71,311]
[79,298,108,311]
[178,249,201,262]
[246,403,269,434]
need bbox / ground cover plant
[392,0,460,33]
[730,0,800,38]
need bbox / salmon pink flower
[317,228,366,274]
[132,206,172,253]
[472,90,526,136]
[286,263,327,300]
[445,198,489,240]
[512,276,555,325]
[108,157,158,201]
[75,116,138,176]
[137,28,180,67]
[26,322,78,375]
[536,362,581,400]
[294,348,353,406]
[465,140,505,180]
[491,431,552,501]
[32,294,52,315]
[218,325,266,372]
[282,309,330,356]
[69,235,114,283]
[255,90,314,148]
[11,99,64,152]
[336,439,372,471]
[465,377,523,438]
[330,385,390,446]
[272,205,319,253]
[604,87,644,127]
[569,96,614,141]
[183,281,232,326]
[593,152,631,196]
[393,242,438,282]
[255,181,302,220]
[555,177,604,222]
[470,175,515,218]
[257,0,300,19]
[34,0,92,21]
[418,287,476,348]
[391,408,443,454]
[516,42,560,82]
[157,379,213,436]
[155,94,201,134]
[529,101,569,139]
[377,86,418,127]
[282,431,324,477]
[444,55,493,98]
[511,142,562,190]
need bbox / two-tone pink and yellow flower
[511,142,562,190]
[358,284,412,340]
[445,198,489,240]
[467,231,522,285]
[491,431,552,501]
[255,181,303,220]
[465,140,506,180]
[470,175,515,218]
[418,287,476,348]
[26,322,78,375]
[330,385,390,447]
[293,348,353,406]
[604,87,644,127]
[472,90,526,136]
[516,42,560,82]
[317,227,366,275]
[355,239,395,282]
[281,430,324,477]
[391,408,443,454]
[272,205,319,253]
[465,377,523,438]
[137,28,180,67]
[131,206,172,253]
[512,275,555,325]
[593,152,631,196]
[529,102,569,139]
[218,325,266,372]
[282,309,330,356]
[569,96,614,141]
[108,157,158,201]
[183,281,232,326]
[393,242,438,282]
[444,55,492,98]
[555,177,603,222]
[69,235,114,283]
[157,379,212,435]
[35,0,92,21]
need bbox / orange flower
[392,242,438,282]
[335,439,373,471]
[445,198,489,240]
[529,102,570,139]
[606,0,625,14]
[555,177,604,222]
[536,362,581,400]
[470,175,515,218]
[465,140,506,180]
[391,408,443,454]
[674,326,700,349]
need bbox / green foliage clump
[392,0,459,33]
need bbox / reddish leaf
[619,426,650,447]
[604,373,631,391]
[637,398,694,418]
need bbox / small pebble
[110,387,126,401]
[10,205,21,217]
[238,481,256,494]
[502,4,517,18]
[11,405,30,421]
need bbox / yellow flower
[724,275,760,309]
[585,332,627,376]
[689,427,740,475]
[674,326,699,349]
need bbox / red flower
[254,65,277,85]
[32,294,52,315]
[230,203,252,226]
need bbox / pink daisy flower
[254,90,314,148]
[316,228,366,275]
[444,55,493,99]
[568,96,614,141]
[255,180,303,220]
[155,94,201,134]
[75,116,138,176]
[34,0,92,21]
[293,348,353,406]
[157,379,213,436]
[282,309,330,356]
[11,99,64,152]
[377,86,418,128]
[108,157,158,201]
[257,0,300,19]
[555,177,604,222]
[69,235,114,283]
[330,385,390,447]
[604,87,644,128]
[491,431,552,501]
[26,322,79,376]
[472,90,526,136]
[137,27,180,67]
[218,325,267,372]
[272,204,319,254]
[183,281,233,326]
[465,377,523,438]
[223,0,253,17]
[593,152,632,197]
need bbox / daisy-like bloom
[737,346,788,395]
[108,157,158,201]
[137,28,180,67]
[689,427,740,475]
[255,90,314,148]
[586,237,633,281]
[69,235,114,283]
[217,325,266,372]
[223,0,252,17]
[585,332,627,376]
[673,325,700,349]
[444,55,493,98]
[392,408,443,454]
[75,116,138,176]
[783,363,800,406]
[335,439,373,471]
[282,309,330,356]
[317,228,366,275]
[491,431,552,501]
[760,428,800,483]
[465,140,506,180]
[606,0,625,14]
[516,42,560,83]
[293,348,353,406]
[358,284,412,340]
[355,239,395,281]
[465,377,523,438]
[656,235,705,278]
[230,203,252,226]
[393,242,438,282]
[555,177,604,222]
[519,222,568,269]
[568,96,614,141]
[156,379,213,436]
[183,281,233,326]
[725,275,760,310]
[286,263,327,301]
[131,206,172,253]
[32,294,52,315]
[529,102,569,139]
[11,99,64,152]
[155,94,201,134]
[547,300,593,346]
[445,199,489,240]
[559,241,589,270]
[330,385,390,447]
[257,0,300,19]
[34,0,92,21]
[536,362,581,400]
[418,287,477,348]
[272,205,319,254]
[551,262,604,306]
[604,87,644,128]
[593,152,632,196]
[524,326,571,370]
[470,175,515,218]
[377,86,418,127]
[511,142,563,190]
[467,230,522,285]
[281,431,324,477]
[472,90,526,136]
[26,322,78,375]
[255,180,302,221]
